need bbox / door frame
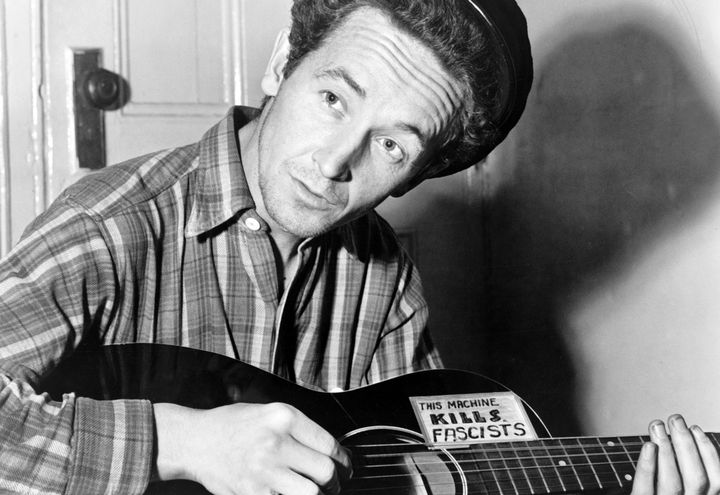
[0,0,47,254]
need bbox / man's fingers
[631,442,658,495]
[667,415,708,495]
[262,401,351,491]
[284,405,353,477]
[270,466,328,495]
[281,440,343,494]
[690,425,720,495]
[650,419,683,495]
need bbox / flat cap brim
[435,0,533,177]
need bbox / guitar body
[40,344,628,495]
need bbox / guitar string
[349,438,652,452]
[344,453,641,492]
[342,471,627,495]
[354,461,635,478]
[353,458,639,476]
[354,448,644,461]
[349,444,720,495]
[346,438,645,484]
[348,442,648,457]
[342,459,636,494]
[342,434,650,493]
[350,444,643,459]
[343,474,631,494]
[356,456,641,470]
[355,459,634,482]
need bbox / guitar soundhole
[340,426,466,495]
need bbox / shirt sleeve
[0,197,154,494]
[365,246,443,383]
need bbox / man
[0,0,717,494]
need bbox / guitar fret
[464,436,656,495]
[575,438,603,489]
[543,438,583,492]
[580,437,623,487]
[599,438,622,485]
[561,439,587,491]
[485,443,521,495]
[514,440,550,493]
[630,436,648,483]
[500,441,536,494]
[475,444,508,495]
[464,446,498,495]
[535,439,567,493]
[604,436,638,487]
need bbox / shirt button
[244,217,261,231]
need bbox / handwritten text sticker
[409,392,538,449]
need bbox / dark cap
[436,0,533,177]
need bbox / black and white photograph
[0,0,719,493]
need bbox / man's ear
[391,174,424,197]
[390,163,442,197]
[390,182,413,198]
[261,28,291,97]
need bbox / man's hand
[632,414,720,495]
[153,402,352,495]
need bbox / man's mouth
[292,177,340,208]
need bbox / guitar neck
[451,432,720,494]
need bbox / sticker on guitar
[410,392,538,448]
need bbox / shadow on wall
[472,14,720,436]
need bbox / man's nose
[312,134,364,181]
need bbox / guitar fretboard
[352,433,720,494]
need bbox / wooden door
[44,0,293,192]
[4,0,292,247]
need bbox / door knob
[83,68,126,110]
[73,49,131,169]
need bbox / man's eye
[378,138,404,162]
[322,91,341,109]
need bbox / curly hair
[283,0,532,177]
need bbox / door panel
[122,0,230,108]
[42,0,292,204]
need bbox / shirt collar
[186,106,260,237]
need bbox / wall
[473,0,720,436]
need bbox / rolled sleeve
[67,397,154,494]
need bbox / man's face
[256,7,464,238]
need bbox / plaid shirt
[0,107,441,493]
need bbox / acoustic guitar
[38,343,719,494]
